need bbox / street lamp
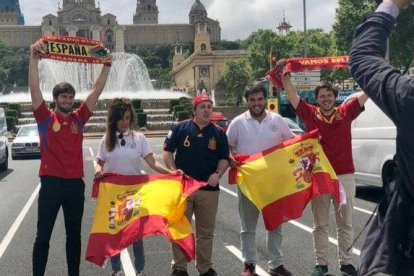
[303,0,308,57]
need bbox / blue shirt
[164,119,229,191]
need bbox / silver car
[283,117,304,135]
[11,124,40,160]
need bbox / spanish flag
[232,130,340,231]
[86,174,206,266]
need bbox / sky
[18,0,339,41]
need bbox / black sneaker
[199,268,217,276]
[268,265,292,276]
[311,265,328,276]
[241,263,259,276]
[340,264,357,276]
[171,269,189,276]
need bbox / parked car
[0,107,8,171]
[211,112,229,131]
[345,96,396,188]
[11,124,40,160]
[283,117,304,135]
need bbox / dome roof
[190,0,206,13]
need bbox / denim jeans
[32,176,85,276]
[110,240,145,273]
[238,188,283,269]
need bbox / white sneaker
[136,271,146,276]
[111,271,123,276]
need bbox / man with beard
[279,72,368,276]
[163,94,229,276]
[29,39,111,276]
[226,82,294,276]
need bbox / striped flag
[234,130,341,231]
[86,174,206,266]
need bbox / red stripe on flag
[85,215,195,266]
[261,172,339,231]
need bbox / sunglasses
[118,133,126,147]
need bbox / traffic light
[267,98,279,113]
[269,51,277,67]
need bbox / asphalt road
[0,137,384,276]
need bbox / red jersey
[33,101,92,178]
[296,98,362,175]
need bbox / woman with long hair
[95,98,177,276]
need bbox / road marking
[220,186,361,256]
[354,206,375,216]
[0,183,40,259]
[121,249,136,276]
[87,147,97,168]
[225,245,269,276]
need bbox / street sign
[290,71,320,89]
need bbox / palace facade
[0,0,221,51]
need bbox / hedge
[131,99,142,110]
[169,99,180,112]
[177,111,190,121]
[5,109,18,118]
[8,103,21,116]
[136,113,147,128]
[6,116,15,131]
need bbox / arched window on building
[201,44,206,54]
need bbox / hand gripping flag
[86,174,206,267]
[265,56,349,90]
[230,130,341,231]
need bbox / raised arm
[277,60,300,109]
[29,42,45,110]
[355,91,369,107]
[84,53,112,112]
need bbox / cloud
[18,0,337,40]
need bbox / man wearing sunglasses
[350,0,414,275]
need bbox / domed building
[0,0,221,51]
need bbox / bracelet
[214,171,221,178]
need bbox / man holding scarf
[279,72,367,276]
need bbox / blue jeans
[110,240,144,273]
[238,189,283,269]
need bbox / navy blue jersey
[163,120,229,191]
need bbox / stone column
[66,25,78,37]
[114,26,125,52]
[90,25,101,41]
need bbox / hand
[207,172,220,187]
[229,156,240,168]
[171,169,184,175]
[275,59,287,77]
[30,40,48,60]
[94,170,104,180]
[385,0,410,9]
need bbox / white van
[348,97,396,188]
[0,107,8,171]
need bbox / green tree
[219,59,252,106]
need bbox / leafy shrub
[177,111,190,121]
[6,116,15,131]
[136,113,147,128]
[131,99,142,110]
[169,99,180,112]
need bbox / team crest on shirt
[334,111,344,121]
[269,123,279,132]
[208,137,217,150]
[70,122,78,133]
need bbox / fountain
[1,52,190,131]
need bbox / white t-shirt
[96,130,152,175]
[226,111,294,155]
